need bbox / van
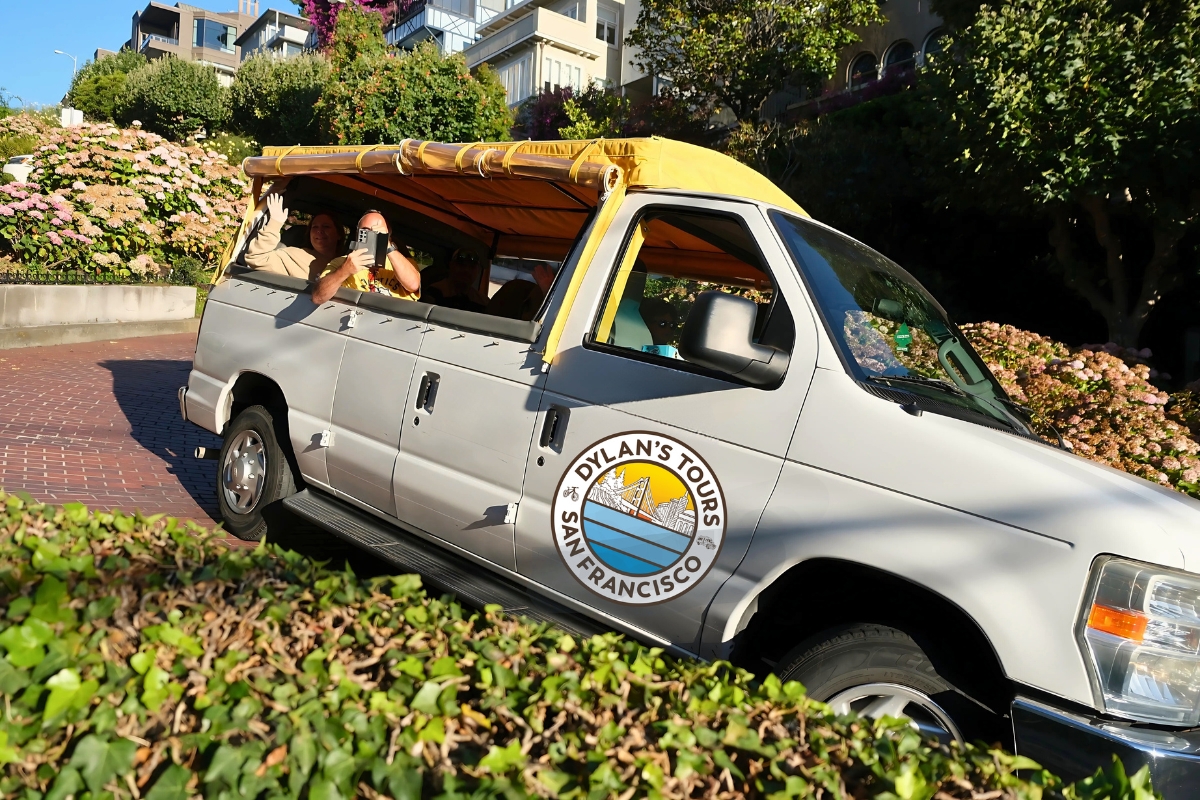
[182,138,1200,794]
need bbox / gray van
[181,138,1200,794]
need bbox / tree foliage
[65,50,147,123]
[115,57,228,142]
[922,0,1200,346]
[230,52,330,146]
[294,0,399,49]
[627,0,882,123]
[316,7,510,145]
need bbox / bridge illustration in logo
[582,466,696,576]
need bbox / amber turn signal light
[1087,604,1148,642]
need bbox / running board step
[282,489,604,639]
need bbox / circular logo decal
[551,432,726,605]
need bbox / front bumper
[1014,696,1200,798]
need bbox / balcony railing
[139,33,179,51]
[464,7,598,67]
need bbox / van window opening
[593,209,786,364]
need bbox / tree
[231,52,330,145]
[65,50,146,122]
[316,7,511,144]
[294,0,398,49]
[116,57,228,141]
[922,0,1200,346]
[627,0,882,124]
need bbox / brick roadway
[0,333,227,528]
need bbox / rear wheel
[217,405,297,541]
[776,624,968,744]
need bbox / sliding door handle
[415,372,440,412]
[540,406,569,450]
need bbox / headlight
[1078,557,1200,726]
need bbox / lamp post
[54,50,78,77]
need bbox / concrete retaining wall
[0,285,196,329]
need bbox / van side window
[592,210,776,361]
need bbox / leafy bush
[230,53,330,146]
[317,7,511,144]
[116,57,229,142]
[0,134,38,163]
[0,115,247,276]
[0,494,1156,799]
[512,86,575,140]
[65,50,148,123]
[965,323,1200,498]
[204,131,260,166]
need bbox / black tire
[776,624,973,743]
[217,405,297,541]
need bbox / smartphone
[352,228,388,268]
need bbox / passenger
[244,186,342,280]
[311,211,422,305]
[640,297,679,346]
[424,248,490,313]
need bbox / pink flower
[46,231,63,246]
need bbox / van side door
[324,294,428,516]
[514,194,819,651]
[391,307,547,570]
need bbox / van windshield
[772,212,1033,435]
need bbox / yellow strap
[568,138,603,182]
[213,177,263,285]
[502,140,531,175]
[416,141,433,170]
[595,221,645,343]
[354,144,387,173]
[542,182,626,364]
[454,142,483,172]
[273,146,298,176]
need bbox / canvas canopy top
[241,137,806,261]
[235,137,808,362]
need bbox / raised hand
[264,192,286,225]
[347,247,375,272]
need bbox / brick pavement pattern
[0,333,224,524]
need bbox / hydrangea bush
[0,115,247,278]
[964,323,1200,498]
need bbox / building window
[194,19,237,53]
[884,41,915,73]
[596,6,618,46]
[498,56,531,104]
[543,58,582,93]
[558,1,579,20]
[922,29,948,64]
[848,53,877,90]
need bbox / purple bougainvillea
[297,0,408,48]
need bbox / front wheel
[217,405,297,541]
[776,624,970,744]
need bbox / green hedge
[0,492,1157,799]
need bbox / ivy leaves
[0,492,1161,800]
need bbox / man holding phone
[311,211,421,305]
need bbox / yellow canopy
[231,138,806,362]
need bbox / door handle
[415,372,440,412]
[539,406,568,450]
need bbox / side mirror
[678,291,790,386]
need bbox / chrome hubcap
[825,682,962,744]
[222,430,267,513]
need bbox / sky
[0,0,244,109]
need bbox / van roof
[248,137,806,246]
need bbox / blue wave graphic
[583,500,691,574]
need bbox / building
[385,0,509,55]
[234,8,314,61]
[464,0,636,106]
[129,1,260,86]
[765,0,946,119]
